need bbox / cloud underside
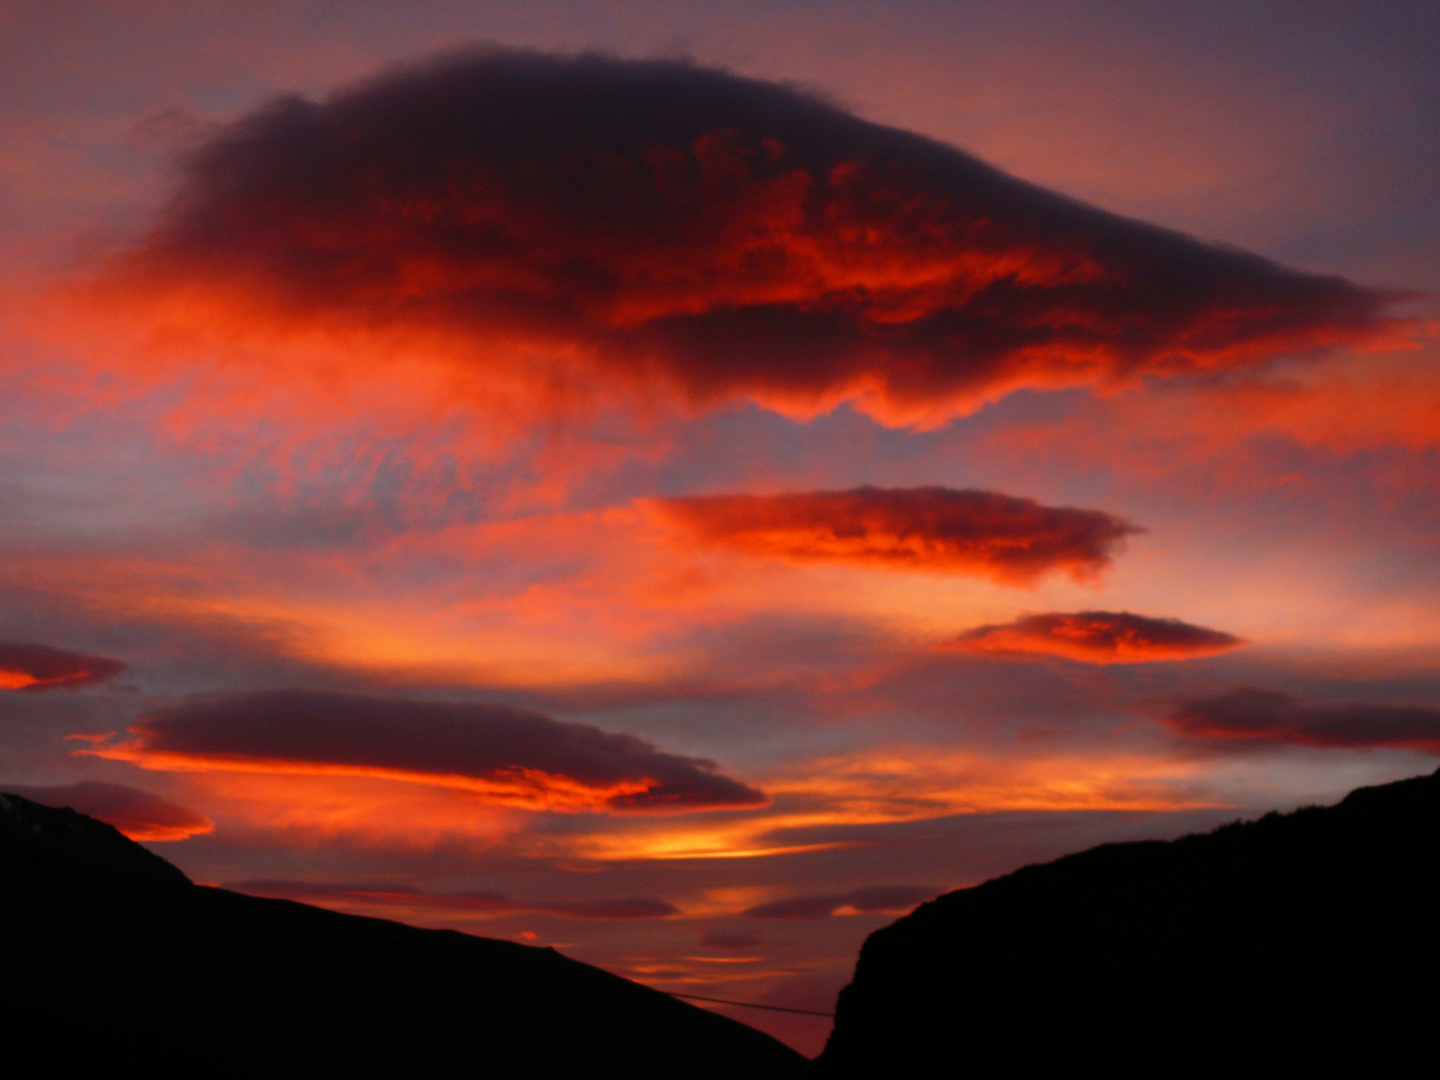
[654,487,1140,584]
[110,49,1392,426]
[4,781,211,841]
[948,610,1243,662]
[1170,688,1440,752]
[93,690,765,813]
[236,880,678,920]
[0,641,125,691]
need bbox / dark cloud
[654,487,1140,584]
[114,49,1394,426]
[700,931,762,950]
[743,884,935,920]
[4,781,211,841]
[543,896,679,920]
[1169,688,1440,752]
[236,880,677,919]
[947,610,1243,662]
[105,690,766,813]
[0,641,125,691]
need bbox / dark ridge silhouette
[0,794,803,1076]
[0,791,189,887]
[816,768,1440,1077]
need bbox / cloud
[946,610,1243,662]
[0,641,125,691]
[104,49,1395,428]
[1169,688,1440,752]
[235,879,678,919]
[700,931,763,950]
[742,884,935,920]
[652,486,1140,584]
[90,689,766,813]
[3,780,211,841]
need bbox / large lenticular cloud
[653,486,1140,584]
[94,690,766,813]
[111,49,1393,426]
[947,611,1243,662]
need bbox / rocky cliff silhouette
[0,792,804,1076]
[817,768,1440,1078]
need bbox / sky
[2,0,1438,1055]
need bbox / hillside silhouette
[0,792,804,1076]
[817,767,1440,1078]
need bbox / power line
[4,849,842,1023]
[669,991,835,1018]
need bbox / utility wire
[4,849,840,1022]
[669,991,835,1018]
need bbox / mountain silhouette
[816,767,1440,1078]
[0,792,804,1076]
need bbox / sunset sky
[3,1,1438,1054]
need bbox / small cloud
[700,931,762,950]
[843,885,938,912]
[0,641,126,691]
[652,487,1141,585]
[945,610,1243,663]
[743,884,936,920]
[1168,688,1440,752]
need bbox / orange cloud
[945,610,1243,663]
[652,487,1141,585]
[88,689,766,814]
[557,748,1227,863]
[0,641,125,691]
[3,781,211,841]
[92,49,1396,431]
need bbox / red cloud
[5,781,211,841]
[0,642,125,691]
[102,49,1396,428]
[90,689,765,814]
[653,487,1140,584]
[1169,688,1440,752]
[235,880,678,920]
[946,610,1243,663]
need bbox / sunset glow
[3,4,1438,1057]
